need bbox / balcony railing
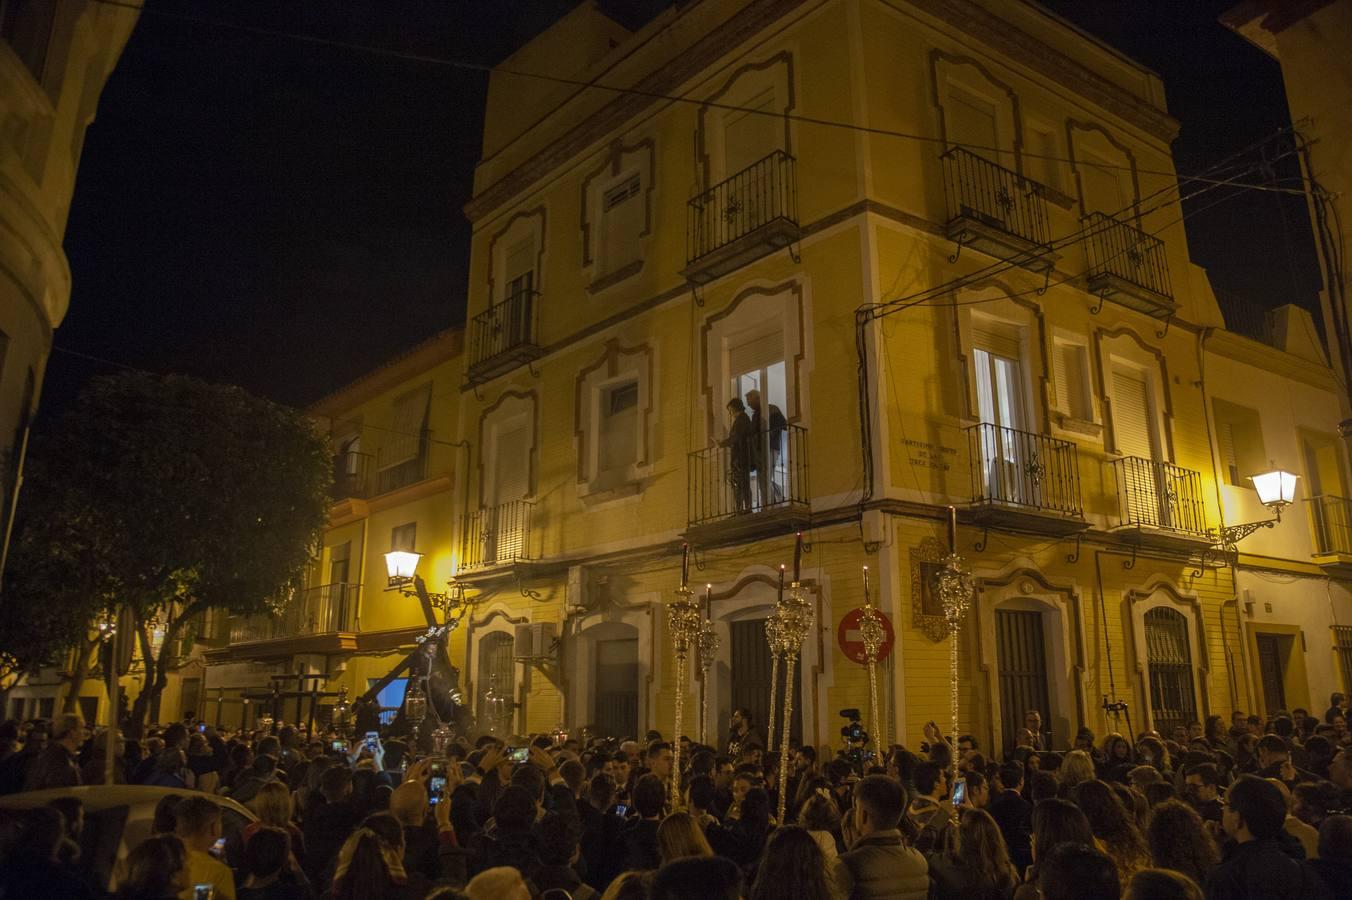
[967,423,1083,517]
[1111,457,1207,536]
[686,150,798,276]
[332,450,374,500]
[1308,495,1352,556]
[468,289,541,381]
[942,146,1050,256]
[689,424,809,527]
[1083,211,1174,315]
[461,500,535,570]
[228,583,361,644]
[375,430,429,495]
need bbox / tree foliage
[3,372,332,731]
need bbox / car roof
[0,785,255,819]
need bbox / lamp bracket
[1215,518,1276,553]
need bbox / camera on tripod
[839,708,874,774]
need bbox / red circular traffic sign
[838,607,895,664]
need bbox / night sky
[50,0,1320,422]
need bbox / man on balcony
[720,398,755,514]
[745,389,786,508]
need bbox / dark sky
[51,0,1319,421]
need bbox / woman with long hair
[928,808,1018,900]
[725,786,773,868]
[246,781,306,865]
[329,825,409,900]
[1013,798,1094,900]
[1144,800,1219,889]
[656,812,713,865]
[1071,780,1150,886]
[1136,736,1170,775]
[1056,750,1096,795]
[600,870,652,900]
[117,834,189,900]
[748,825,836,900]
[798,789,843,861]
[1125,868,1204,900]
[1100,733,1134,780]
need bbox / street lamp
[1249,469,1299,520]
[384,550,423,586]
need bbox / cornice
[464,0,1177,225]
[1206,328,1340,392]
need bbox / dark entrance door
[595,638,639,741]
[729,618,801,749]
[996,610,1052,753]
[1255,633,1288,715]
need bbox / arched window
[1144,607,1196,737]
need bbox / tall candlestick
[681,542,690,587]
[862,565,870,602]
[778,564,785,597]
[705,583,712,609]
[793,532,803,583]
[946,506,957,553]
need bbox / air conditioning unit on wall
[513,622,558,661]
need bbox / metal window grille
[1144,607,1197,738]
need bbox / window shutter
[723,91,780,176]
[1218,422,1239,483]
[599,381,639,474]
[380,384,430,469]
[972,320,1022,361]
[728,330,784,377]
[1111,369,1154,459]
[504,238,535,297]
[1054,343,1089,419]
[603,174,641,211]
[493,421,531,504]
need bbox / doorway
[594,638,639,741]
[995,610,1051,753]
[1255,633,1289,715]
[728,619,801,748]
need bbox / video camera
[839,708,874,774]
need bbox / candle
[705,583,712,613]
[793,532,803,583]
[947,506,957,553]
[681,542,690,587]
[778,564,786,598]
[863,565,870,605]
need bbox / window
[1144,607,1197,739]
[1211,400,1265,486]
[947,84,1000,162]
[504,238,535,301]
[1081,152,1132,217]
[598,380,639,476]
[1026,122,1062,192]
[1053,341,1092,421]
[477,632,515,734]
[1336,626,1352,694]
[1111,367,1156,459]
[1,0,56,81]
[972,320,1027,431]
[390,522,416,553]
[377,385,430,493]
[37,696,54,719]
[598,173,644,276]
[728,327,788,508]
[722,89,780,177]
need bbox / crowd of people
[0,696,1351,900]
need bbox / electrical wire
[89,0,1318,193]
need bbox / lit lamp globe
[1250,469,1299,519]
[385,550,423,585]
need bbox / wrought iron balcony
[1083,211,1175,318]
[1308,495,1352,559]
[332,450,373,501]
[942,146,1054,271]
[1110,456,1209,546]
[228,583,362,644]
[461,499,536,571]
[374,430,429,495]
[467,289,543,384]
[687,424,809,544]
[683,150,799,284]
[966,423,1086,534]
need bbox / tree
[5,372,332,734]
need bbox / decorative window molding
[465,605,529,730]
[1124,579,1210,730]
[573,338,656,500]
[1051,330,1099,435]
[476,390,539,506]
[952,282,1049,431]
[696,51,795,188]
[580,138,656,292]
[1093,326,1174,460]
[699,279,811,442]
[929,50,1022,170]
[1066,120,1140,221]
[485,207,547,303]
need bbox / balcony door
[328,543,351,632]
[947,84,1000,164]
[729,618,801,747]
[973,322,1032,505]
[722,89,780,179]
[1112,367,1171,526]
[728,328,787,511]
[488,417,530,564]
[500,238,535,349]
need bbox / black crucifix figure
[359,569,470,750]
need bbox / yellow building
[206,0,1352,754]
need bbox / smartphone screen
[194,886,215,900]
[197,723,207,733]
[365,731,379,751]
[951,777,967,806]
[331,739,347,753]
[507,746,530,764]
[429,774,448,804]
[209,837,226,858]
[614,804,628,816]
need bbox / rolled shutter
[380,384,431,469]
[1111,369,1154,458]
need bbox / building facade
[0,0,139,574]
[197,0,1352,752]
